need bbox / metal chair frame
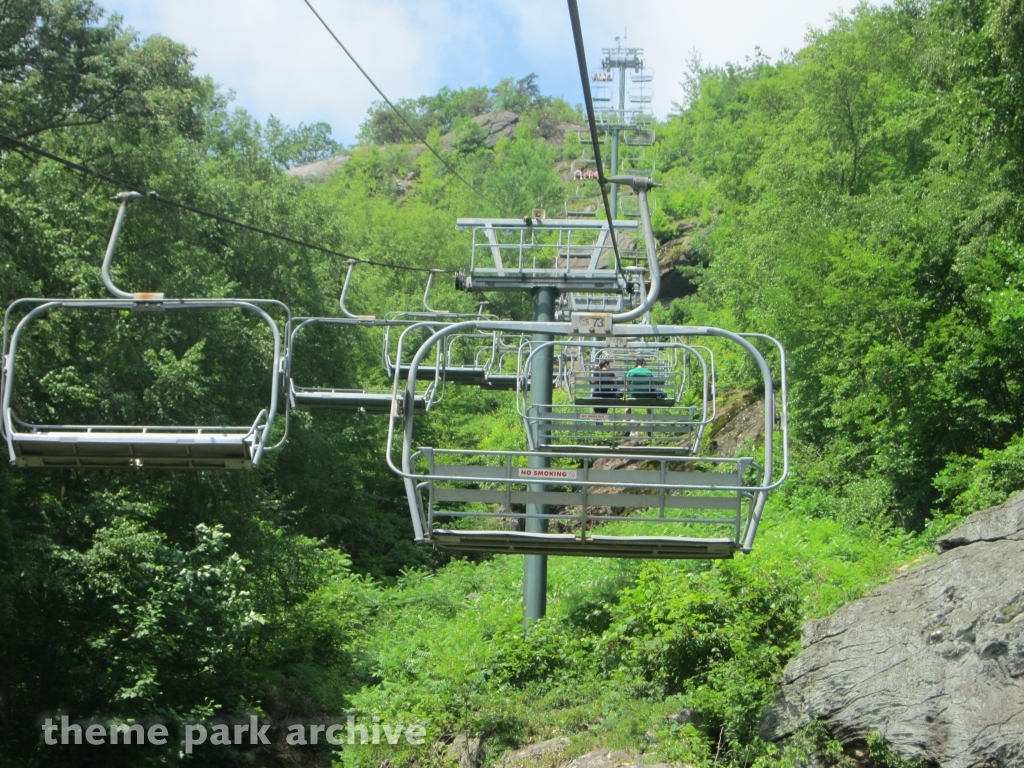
[2,296,288,470]
[515,338,716,454]
[454,218,639,293]
[2,192,290,470]
[288,316,439,415]
[386,318,789,559]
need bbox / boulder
[761,493,1024,767]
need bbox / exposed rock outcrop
[441,110,579,149]
[761,493,1024,767]
[655,222,705,303]
[283,153,350,182]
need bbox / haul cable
[0,131,443,274]
[300,0,500,212]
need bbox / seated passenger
[591,359,620,415]
[626,356,664,399]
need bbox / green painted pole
[524,285,556,621]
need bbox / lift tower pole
[452,216,636,622]
[523,286,556,621]
[601,43,643,217]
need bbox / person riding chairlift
[591,358,620,416]
[626,356,664,399]
[625,356,665,437]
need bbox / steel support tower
[600,41,644,215]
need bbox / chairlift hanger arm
[339,259,376,320]
[607,176,660,323]
[422,270,444,315]
[102,192,164,301]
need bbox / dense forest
[1,0,1023,765]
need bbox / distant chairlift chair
[515,339,716,455]
[287,262,443,415]
[1,192,288,469]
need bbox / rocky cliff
[761,494,1024,767]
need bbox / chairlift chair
[618,156,656,179]
[623,129,656,147]
[575,127,605,146]
[1,192,287,470]
[388,321,787,560]
[517,339,715,455]
[288,321,438,415]
[564,190,604,219]
[628,86,653,104]
[378,266,499,387]
[388,177,791,559]
[479,333,528,391]
[452,217,639,293]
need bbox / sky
[101,0,856,146]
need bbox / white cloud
[104,0,859,143]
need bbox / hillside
[2,1,1024,766]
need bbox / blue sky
[101,0,857,146]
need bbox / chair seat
[479,374,519,390]
[430,530,738,559]
[442,367,489,384]
[11,429,253,469]
[291,387,424,414]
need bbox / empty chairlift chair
[387,177,790,559]
[1,192,287,470]
[288,262,441,415]
[380,268,500,389]
[452,215,639,294]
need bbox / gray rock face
[283,153,350,182]
[762,493,1024,768]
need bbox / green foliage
[750,720,844,768]
[655,0,1024,529]
[4,1,1024,767]
[357,75,578,146]
[265,115,343,167]
[933,433,1024,516]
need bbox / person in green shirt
[626,357,655,398]
[625,357,664,438]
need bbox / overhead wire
[565,0,622,270]
[300,0,501,212]
[0,131,442,274]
